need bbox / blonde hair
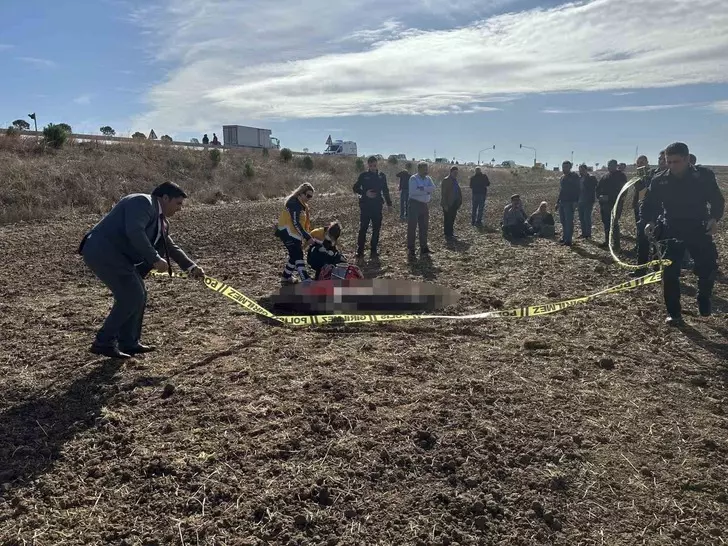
[286,183,315,203]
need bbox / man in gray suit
[78,182,204,359]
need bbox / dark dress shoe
[120,344,156,355]
[90,345,132,359]
[420,247,433,255]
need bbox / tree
[160,135,173,143]
[99,126,116,137]
[43,123,68,149]
[57,123,72,134]
[132,132,146,140]
[387,155,398,165]
[302,156,314,170]
[12,119,30,131]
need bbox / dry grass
[0,135,546,225]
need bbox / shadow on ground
[0,360,123,493]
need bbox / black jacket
[353,170,392,207]
[469,173,490,194]
[596,170,628,203]
[640,166,725,226]
[579,174,598,204]
[558,172,581,203]
[396,170,411,192]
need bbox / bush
[42,123,68,149]
[209,148,221,166]
[388,155,398,165]
[405,161,413,171]
[280,148,293,162]
[132,132,146,140]
[355,158,365,172]
[5,127,20,137]
[57,123,73,134]
[244,160,255,178]
[160,135,173,143]
[302,155,314,170]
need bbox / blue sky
[2,0,728,167]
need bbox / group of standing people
[77,143,723,358]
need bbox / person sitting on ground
[306,221,347,280]
[528,201,556,237]
[502,194,533,238]
[211,133,220,146]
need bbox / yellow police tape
[151,269,663,327]
[150,176,668,327]
[608,175,672,269]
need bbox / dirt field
[1,170,727,545]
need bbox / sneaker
[665,315,684,326]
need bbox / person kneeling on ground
[528,201,556,237]
[275,183,317,285]
[502,194,534,238]
[307,221,347,280]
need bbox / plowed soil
[1,172,727,545]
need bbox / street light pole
[478,145,495,166]
[519,144,537,166]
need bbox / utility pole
[519,144,537,166]
[478,145,495,166]
[28,112,37,133]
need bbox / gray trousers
[407,199,429,251]
[82,234,148,348]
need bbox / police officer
[640,142,724,325]
[630,155,653,277]
[353,155,392,259]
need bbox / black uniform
[596,170,628,247]
[639,165,725,318]
[632,168,657,273]
[353,170,392,256]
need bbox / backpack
[319,263,364,281]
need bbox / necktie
[160,214,172,277]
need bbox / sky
[2,0,728,167]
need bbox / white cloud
[73,94,93,105]
[131,0,728,133]
[601,103,692,112]
[0,44,13,51]
[543,102,699,114]
[710,100,728,113]
[612,91,636,96]
[17,56,58,68]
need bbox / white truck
[222,125,279,149]
[324,140,357,156]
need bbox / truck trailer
[222,125,278,149]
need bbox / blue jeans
[559,202,576,244]
[400,190,409,219]
[472,192,486,225]
[578,202,593,238]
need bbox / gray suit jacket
[79,193,196,275]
